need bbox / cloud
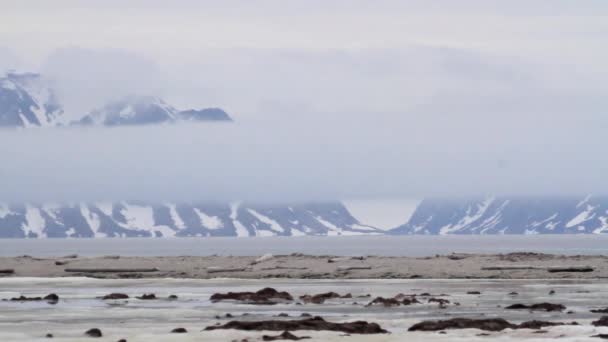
[41,47,166,120]
[0,112,605,203]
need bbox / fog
[0,112,605,202]
[1,1,607,202]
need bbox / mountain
[0,72,64,127]
[0,201,379,238]
[0,72,232,127]
[389,196,608,235]
[76,96,232,126]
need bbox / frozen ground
[1,278,608,341]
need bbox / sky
[0,1,607,202]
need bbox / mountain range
[2,72,607,237]
[0,72,231,127]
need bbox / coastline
[1,252,606,279]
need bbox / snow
[23,205,46,238]
[120,202,155,230]
[566,204,596,228]
[233,221,250,237]
[119,105,135,118]
[80,204,103,237]
[247,209,284,233]
[439,197,494,235]
[168,204,185,229]
[316,216,339,232]
[343,199,420,230]
[96,202,114,217]
[153,225,176,237]
[194,208,223,230]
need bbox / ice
[0,278,606,341]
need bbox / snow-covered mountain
[76,96,232,126]
[0,72,232,127]
[0,201,379,238]
[390,196,608,235]
[0,72,64,127]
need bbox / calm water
[1,235,608,257]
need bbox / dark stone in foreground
[593,316,608,326]
[136,293,157,300]
[9,294,58,303]
[102,293,129,300]
[262,331,311,341]
[517,320,578,329]
[409,318,578,332]
[409,318,516,332]
[204,316,388,334]
[299,292,342,304]
[171,328,187,333]
[85,328,102,337]
[210,288,293,305]
[505,303,565,312]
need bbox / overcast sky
[0,1,607,201]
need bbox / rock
[336,266,372,271]
[508,292,518,296]
[409,318,516,332]
[505,303,565,312]
[467,291,481,295]
[592,334,608,339]
[366,297,402,307]
[10,294,58,303]
[300,313,312,317]
[547,266,594,273]
[168,295,178,300]
[55,261,68,266]
[117,340,127,342]
[591,308,608,314]
[277,313,289,317]
[44,294,59,303]
[63,254,78,259]
[102,293,129,300]
[204,316,388,334]
[517,321,578,330]
[428,298,450,307]
[0,269,14,274]
[592,316,608,327]
[549,290,556,295]
[409,318,578,332]
[136,293,157,300]
[171,328,187,333]
[299,292,341,304]
[211,288,293,305]
[45,333,53,338]
[85,328,102,337]
[365,296,419,307]
[262,331,310,341]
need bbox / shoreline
[1,252,607,279]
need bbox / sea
[1,234,608,257]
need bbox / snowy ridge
[0,201,381,238]
[1,72,232,128]
[390,196,608,235]
[0,72,64,127]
